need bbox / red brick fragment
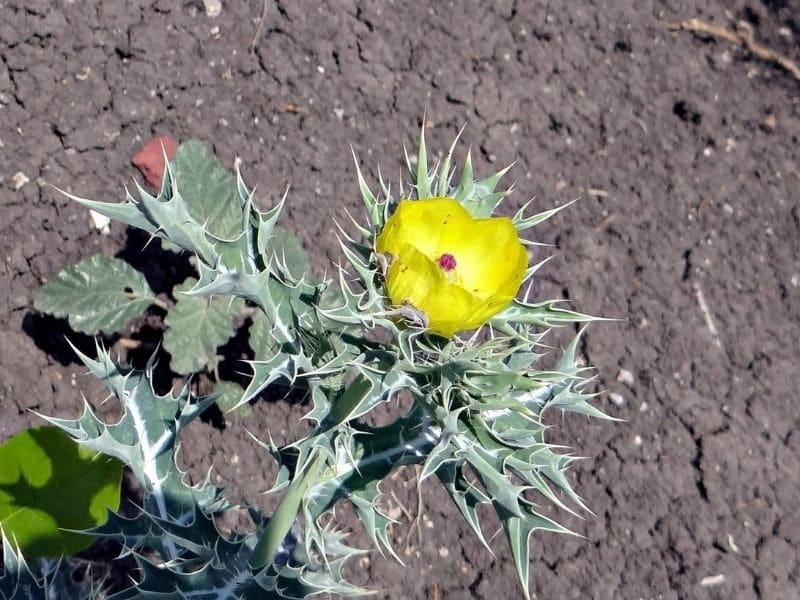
[132,135,177,188]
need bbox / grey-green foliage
[0,542,101,600]
[163,277,244,374]
[34,255,156,335]
[33,139,308,397]
[11,130,611,599]
[36,344,363,599]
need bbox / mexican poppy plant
[376,197,527,337]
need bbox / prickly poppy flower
[376,197,527,337]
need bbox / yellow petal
[438,216,526,299]
[377,196,528,337]
[377,198,471,260]
[384,244,478,336]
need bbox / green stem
[249,451,327,571]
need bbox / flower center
[437,253,457,272]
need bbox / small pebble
[12,171,29,190]
[89,209,111,235]
[438,547,449,558]
[633,435,642,446]
[608,392,625,407]
[700,574,725,587]
[333,107,345,119]
[616,368,635,387]
[790,274,799,287]
[386,505,402,520]
[639,402,648,412]
[203,0,222,17]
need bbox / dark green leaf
[0,426,122,558]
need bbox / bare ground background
[1,1,799,598]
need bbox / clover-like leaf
[171,139,243,240]
[34,255,156,335]
[163,277,244,374]
[0,426,123,558]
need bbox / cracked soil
[1,1,799,598]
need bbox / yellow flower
[376,197,527,337]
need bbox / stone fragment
[616,368,635,387]
[11,171,29,190]
[203,0,222,17]
[132,135,177,188]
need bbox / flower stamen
[437,253,457,272]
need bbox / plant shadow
[23,226,194,369]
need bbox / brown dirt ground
[1,1,799,598]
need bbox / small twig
[152,297,169,311]
[668,18,800,81]
[693,283,723,349]
[593,212,616,231]
[249,0,268,54]
[389,489,414,523]
[408,465,424,545]
[117,337,141,350]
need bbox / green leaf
[163,277,244,374]
[0,426,122,558]
[248,309,278,360]
[213,380,251,417]
[270,226,310,280]
[34,255,155,334]
[171,139,243,240]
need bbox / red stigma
[437,253,457,271]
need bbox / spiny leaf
[0,538,98,600]
[171,139,243,240]
[34,255,155,334]
[248,308,279,361]
[513,199,576,231]
[270,226,311,281]
[163,277,244,374]
[414,125,431,199]
[492,299,598,328]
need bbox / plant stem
[249,451,327,571]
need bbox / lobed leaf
[0,426,122,558]
[34,255,155,334]
[163,277,244,374]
